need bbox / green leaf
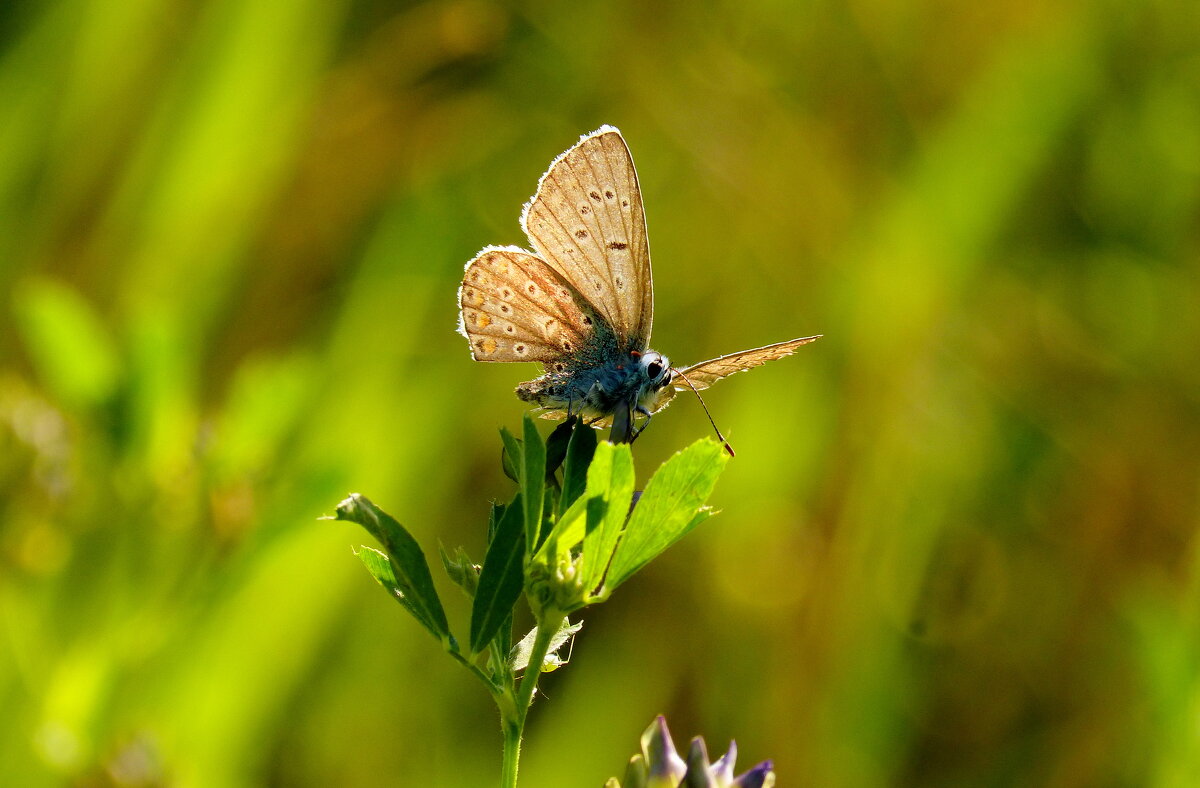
[470,493,526,655]
[604,440,728,592]
[530,441,632,606]
[487,502,505,542]
[580,442,635,593]
[533,486,601,568]
[539,489,558,546]
[355,546,431,623]
[544,417,576,482]
[534,441,628,564]
[559,418,597,517]
[335,495,451,643]
[521,413,546,552]
[500,427,522,483]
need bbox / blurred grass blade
[335,494,451,644]
[12,276,120,408]
[521,413,546,552]
[605,440,728,592]
[470,493,526,655]
[581,443,635,594]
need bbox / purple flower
[605,716,775,788]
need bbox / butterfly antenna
[671,368,735,457]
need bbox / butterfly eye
[646,362,663,380]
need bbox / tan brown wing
[674,336,822,390]
[458,246,596,363]
[520,126,653,351]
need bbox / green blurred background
[2,0,1198,785]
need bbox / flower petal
[732,760,775,788]
[682,737,716,787]
[642,716,687,784]
[710,740,737,784]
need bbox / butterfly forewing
[675,336,822,390]
[520,126,653,352]
[458,246,597,363]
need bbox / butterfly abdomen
[515,380,550,403]
[515,373,586,411]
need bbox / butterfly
[457,125,820,450]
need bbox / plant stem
[500,715,522,788]
[514,615,558,723]
[497,615,560,788]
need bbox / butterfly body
[515,349,675,429]
[458,126,819,443]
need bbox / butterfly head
[634,350,672,388]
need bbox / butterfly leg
[630,405,653,441]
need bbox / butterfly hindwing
[520,126,653,352]
[458,246,598,364]
[674,336,823,390]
